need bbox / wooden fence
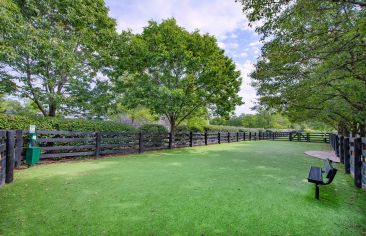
[330,134,366,191]
[0,129,330,188]
[0,131,6,188]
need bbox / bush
[137,124,168,133]
[176,125,190,133]
[205,125,247,132]
[0,114,136,132]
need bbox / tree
[1,0,117,117]
[238,0,366,135]
[113,19,243,138]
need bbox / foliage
[110,105,159,126]
[0,114,135,132]
[137,124,168,133]
[237,0,366,135]
[187,117,209,132]
[0,98,39,115]
[1,0,117,117]
[112,19,243,136]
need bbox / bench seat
[307,159,337,199]
[308,166,323,184]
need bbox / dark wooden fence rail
[330,133,366,191]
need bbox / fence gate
[0,131,6,187]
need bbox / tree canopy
[112,19,243,135]
[238,0,366,135]
[1,0,117,117]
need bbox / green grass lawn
[0,141,365,235]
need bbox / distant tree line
[210,111,332,131]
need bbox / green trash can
[26,147,41,165]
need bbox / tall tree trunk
[48,103,57,117]
[170,116,176,147]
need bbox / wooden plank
[37,130,95,135]
[38,137,95,143]
[101,137,137,142]
[41,151,95,159]
[40,145,95,151]
[101,143,138,148]
[0,144,6,153]
[100,149,136,155]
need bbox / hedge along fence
[330,134,366,191]
[0,114,136,132]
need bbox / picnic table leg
[315,184,320,200]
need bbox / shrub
[0,114,136,132]
[137,124,168,133]
[176,125,190,133]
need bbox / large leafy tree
[1,0,117,117]
[238,0,366,135]
[112,19,243,137]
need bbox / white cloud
[249,41,262,47]
[240,52,248,57]
[106,0,249,38]
[217,42,226,49]
[235,60,257,114]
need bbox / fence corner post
[15,130,24,169]
[5,130,15,184]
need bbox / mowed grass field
[0,141,365,235]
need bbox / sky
[104,0,262,115]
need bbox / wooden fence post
[237,132,239,142]
[249,132,251,141]
[15,130,23,168]
[95,132,101,158]
[344,137,350,173]
[335,135,340,157]
[204,132,208,145]
[352,138,362,188]
[243,132,246,141]
[6,131,15,184]
[289,132,292,141]
[138,132,144,153]
[228,132,231,143]
[272,132,275,141]
[339,136,344,163]
[218,132,221,144]
[0,131,7,188]
[168,132,173,149]
[307,133,310,142]
[189,132,193,147]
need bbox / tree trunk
[48,103,57,117]
[169,117,176,147]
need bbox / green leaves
[238,0,366,135]
[1,0,117,117]
[112,19,243,133]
